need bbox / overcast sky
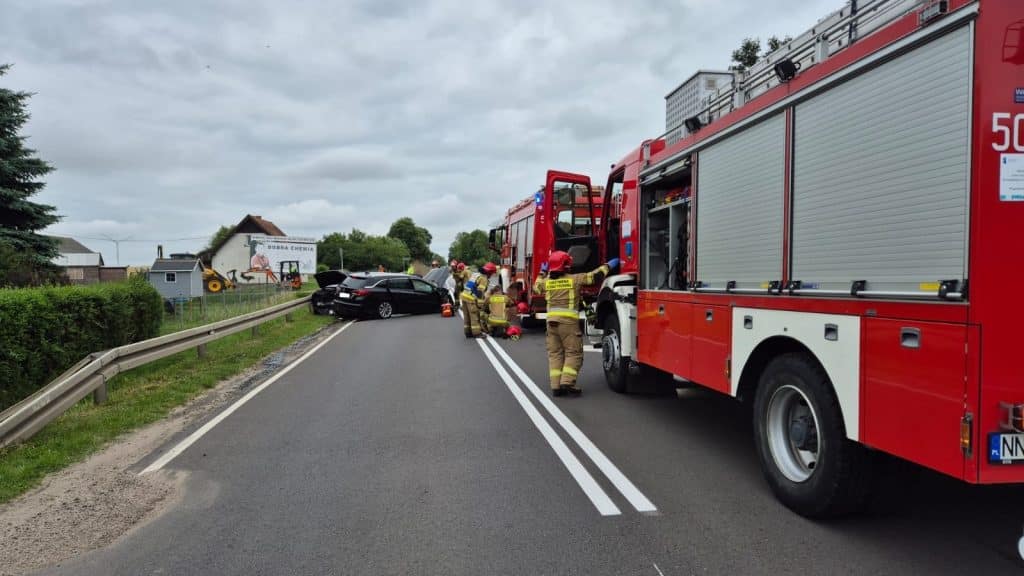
[2,0,838,266]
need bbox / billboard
[248,235,317,276]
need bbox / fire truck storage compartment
[862,318,971,480]
[637,293,692,377]
[790,25,971,294]
[689,304,731,394]
[695,113,785,291]
[642,171,690,291]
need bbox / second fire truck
[489,178,604,326]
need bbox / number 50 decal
[993,113,1024,152]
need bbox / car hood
[314,270,347,288]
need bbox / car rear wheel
[376,301,394,319]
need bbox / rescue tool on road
[557,0,1024,520]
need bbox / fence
[164,283,301,333]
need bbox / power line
[74,235,210,243]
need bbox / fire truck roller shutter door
[791,25,971,294]
[696,113,786,290]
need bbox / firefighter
[534,251,619,396]
[483,285,511,338]
[451,261,466,311]
[461,262,497,338]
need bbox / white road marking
[653,562,666,576]
[485,338,658,514]
[140,320,356,475]
[476,339,621,516]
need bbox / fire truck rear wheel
[753,352,871,518]
[601,314,630,393]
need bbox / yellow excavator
[201,262,236,293]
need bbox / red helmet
[507,325,522,340]
[482,262,497,275]
[516,301,529,314]
[457,262,466,271]
[547,251,573,273]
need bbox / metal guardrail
[0,296,312,450]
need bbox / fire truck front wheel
[753,353,871,518]
[601,314,630,393]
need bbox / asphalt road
[41,313,1024,575]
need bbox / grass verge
[0,308,334,504]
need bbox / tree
[729,35,792,73]
[0,241,64,286]
[0,64,59,272]
[730,37,761,73]
[387,217,433,263]
[448,229,491,268]
[317,229,410,273]
[203,225,234,253]
[766,35,791,52]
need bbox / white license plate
[989,433,1024,463]
[338,292,351,299]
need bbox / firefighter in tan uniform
[451,261,465,311]
[461,262,497,338]
[483,285,511,338]
[533,251,619,396]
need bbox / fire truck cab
[589,0,1024,518]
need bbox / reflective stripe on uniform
[562,366,578,376]
[549,369,562,377]
[582,264,611,286]
[547,308,578,319]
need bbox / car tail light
[354,289,370,297]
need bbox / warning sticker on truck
[1000,154,1024,201]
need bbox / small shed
[148,258,203,299]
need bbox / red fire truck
[574,0,1024,519]
[489,177,603,326]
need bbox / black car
[333,273,450,319]
[311,270,348,315]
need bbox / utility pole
[338,247,344,271]
[100,235,131,265]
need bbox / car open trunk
[314,270,347,288]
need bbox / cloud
[268,199,357,232]
[285,148,403,182]
[1,0,841,265]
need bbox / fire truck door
[546,170,599,272]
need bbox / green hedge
[0,277,163,411]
